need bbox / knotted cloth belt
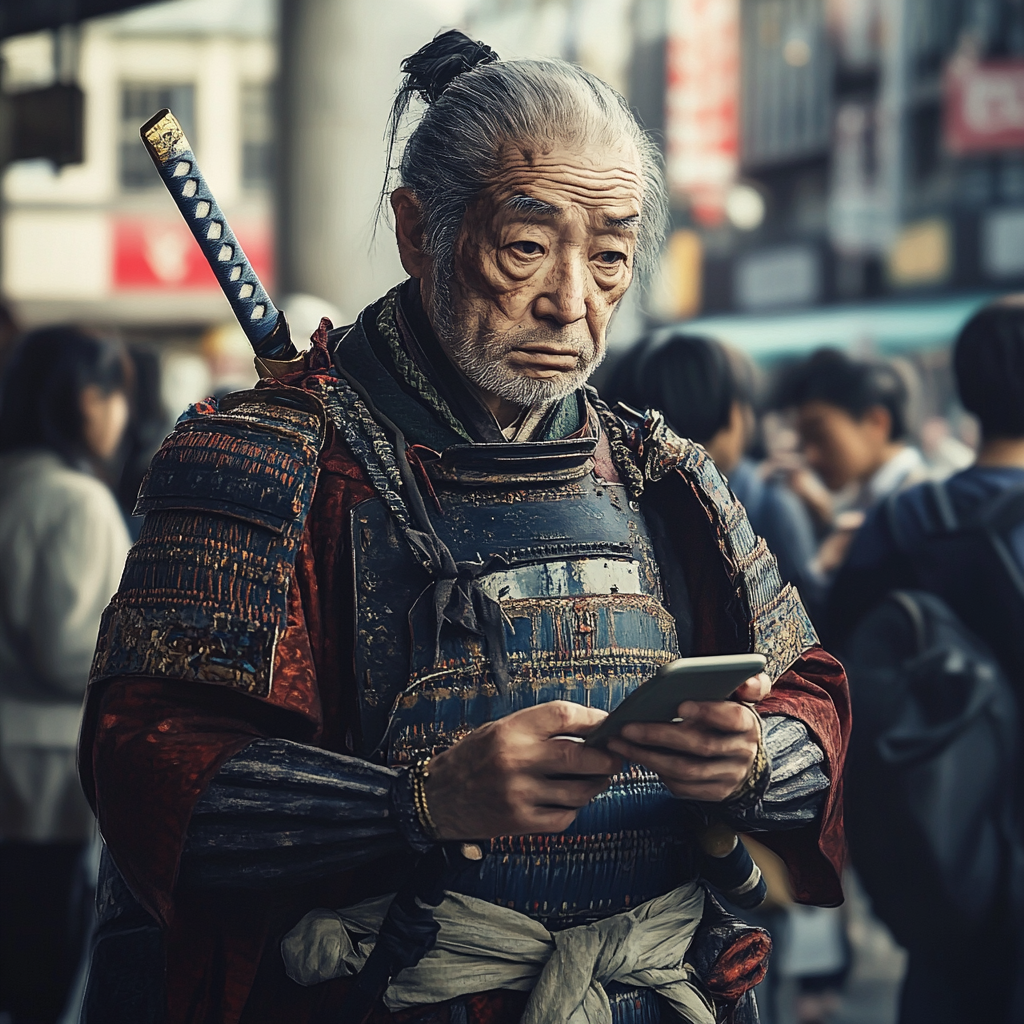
[282,882,715,1024]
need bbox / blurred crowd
[2,297,1024,1024]
[603,301,1024,1024]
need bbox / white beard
[441,322,604,409]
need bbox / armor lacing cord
[321,364,512,700]
[586,389,646,501]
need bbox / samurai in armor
[79,31,850,1024]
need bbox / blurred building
[659,0,1024,320]
[0,0,276,334]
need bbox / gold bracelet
[410,757,441,841]
[728,708,769,804]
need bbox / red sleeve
[86,676,300,927]
[756,646,851,907]
[79,426,376,928]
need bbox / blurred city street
[2,1,1024,1023]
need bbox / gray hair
[383,33,668,331]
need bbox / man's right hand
[424,701,622,840]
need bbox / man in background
[828,303,1024,1024]
[829,301,1024,650]
[774,350,926,619]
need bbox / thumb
[734,671,772,703]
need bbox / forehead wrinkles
[486,146,644,210]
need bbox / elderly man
[79,31,848,1024]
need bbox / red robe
[80,358,850,1024]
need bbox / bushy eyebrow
[605,213,640,231]
[504,194,640,232]
[505,194,561,217]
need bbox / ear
[863,404,893,442]
[391,189,431,279]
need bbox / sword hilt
[140,108,296,360]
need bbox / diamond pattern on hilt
[251,304,265,319]
[172,161,191,176]
[206,222,222,240]
[194,200,210,218]
[239,283,253,298]
[217,245,233,262]
[229,266,242,282]
[182,179,197,198]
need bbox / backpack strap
[974,483,1024,604]
[929,479,959,533]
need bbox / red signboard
[113,217,273,290]
[665,0,740,226]
[945,58,1024,154]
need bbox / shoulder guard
[639,410,819,681]
[90,387,326,699]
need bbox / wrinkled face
[796,400,891,491]
[439,139,644,408]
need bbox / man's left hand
[605,672,770,802]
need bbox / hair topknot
[401,29,499,104]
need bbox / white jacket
[0,450,130,841]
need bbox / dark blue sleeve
[723,715,829,832]
[841,500,900,570]
[826,492,920,648]
[178,738,434,889]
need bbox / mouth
[506,345,582,373]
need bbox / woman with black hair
[0,327,132,1024]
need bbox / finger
[533,777,612,808]
[518,700,609,738]
[526,808,579,834]
[733,672,772,703]
[617,721,758,759]
[675,700,759,735]
[537,739,622,778]
[607,739,752,787]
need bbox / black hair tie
[401,29,499,104]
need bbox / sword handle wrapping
[140,108,295,360]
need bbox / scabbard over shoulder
[90,388,326,699]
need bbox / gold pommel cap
[140,107,190,163]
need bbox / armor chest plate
[351,472,699,930]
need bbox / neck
[869,441,905,478]
[976,436,1024,469]
[476,389,529,430]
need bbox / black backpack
[843,481,1024,955]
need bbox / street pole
[276,0,440,322]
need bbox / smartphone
[583,652,767,748]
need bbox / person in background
[0,327,132,1024]
[607,332,819,596]
[773,349,926,599]
[0,302,21,376]
[829,300,1024,650]
[827,303,1024,1024]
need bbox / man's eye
[511,241,544,256]
[596,251,627,265]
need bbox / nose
[532,249,588,327]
